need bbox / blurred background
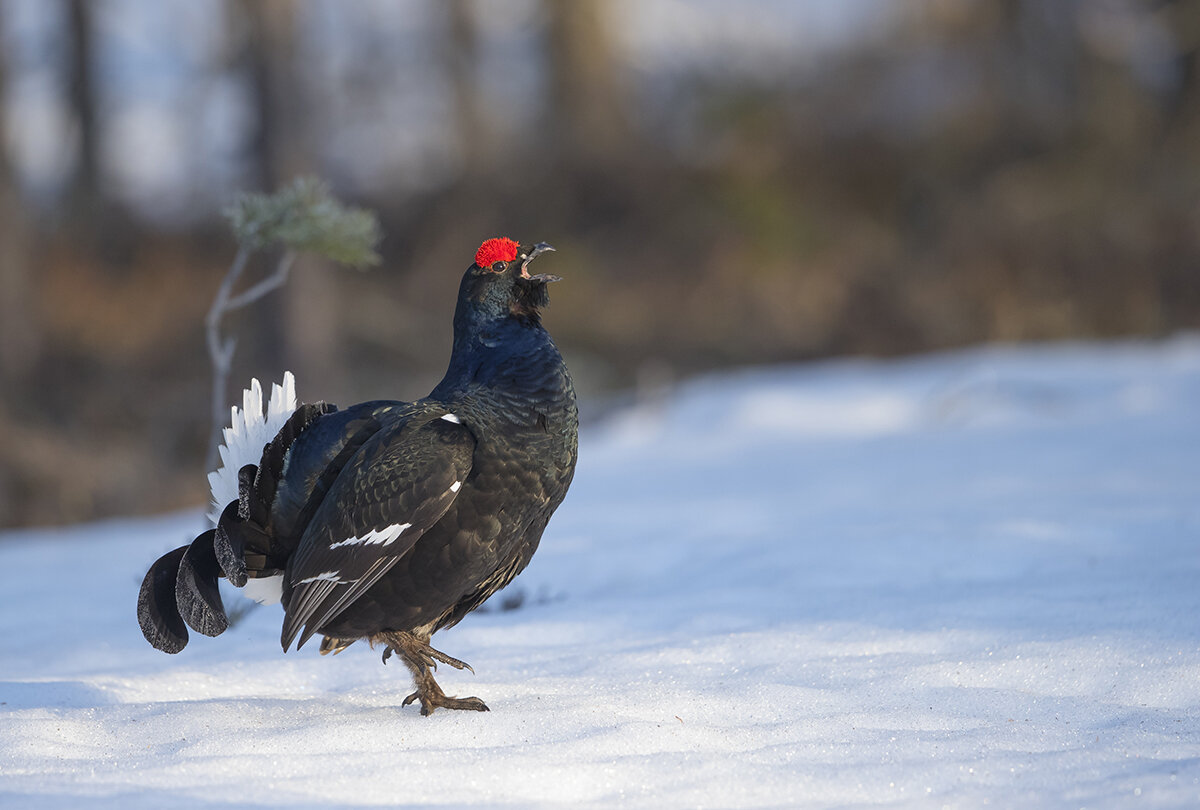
[0,0,1197,528]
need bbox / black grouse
[138,238,578,715]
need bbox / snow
[2,338,1199,809]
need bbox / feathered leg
[375,630,489,716]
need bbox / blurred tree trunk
[543,0,631,169]
[975,0,1082,147]
[239,0,306,189]
[0,19,38,386]
[235,0,341,396]
[446,0,488,180]
[1159,0,1200,329]
[65,0,101,235]
[1163,0,1200,128]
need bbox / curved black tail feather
[214,498,249,587]
[138,399,343,655]
[137,545,191,653]
[175,529,229,638]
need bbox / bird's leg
[376,630,488,716]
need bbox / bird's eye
[491,261,507,272]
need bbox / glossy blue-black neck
[431,266,556,400]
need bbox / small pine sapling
[204,177,381,472]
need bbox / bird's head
[460,237,559,323]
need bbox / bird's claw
[403,688,489,716]
[426,646,474,674]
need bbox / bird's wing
[280,413,475,651]
[213,399,415,593]
[261,401,406,547]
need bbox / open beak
[519,242,559,282]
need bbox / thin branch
[205,245,250,363]
[205,246,246,472]
[202,178,380,476]
[225,250,295,310]
[203,247,294,473]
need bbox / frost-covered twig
[203,246,297,471]
[203,178,381,473]
[224,250,295,310]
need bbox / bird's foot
[374,630,487,716]
[378,630,474,673]
[402,681,489,716]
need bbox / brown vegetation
[0,1,1197,527]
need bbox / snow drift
[1,338,1198,808]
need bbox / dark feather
[237,463,259,524]
[249,402,337,526]
[280,414,475,650]
[175,529,229,637]
[213,500,248,586]
[137,545,190,654]
[263,402,396,547]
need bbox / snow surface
[2,338,1199,809]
